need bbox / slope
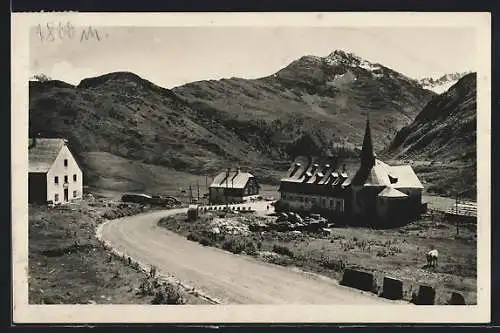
[388,73,477,198]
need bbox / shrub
[151,283,185,305]
[221,237,257,255]
[244,241,258,256]
[186,233,200,242]
[341,239,355,251]
[272,244,295,258]
[199,237,214,246]
[319,255,348,272]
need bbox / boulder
[381,276,404,300]
[449,292,466,305]
[416,285,436,305]
[340,269,376,293]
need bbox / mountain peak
[325,49,361,66]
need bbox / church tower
[360,114,375,169]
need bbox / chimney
[290,162,301,177]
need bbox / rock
[340,269,377,293]
[277,213,289,222]
[449,292,466,305]
[416,285,436,305]
[381,276,404,300]
[321,228,332,235]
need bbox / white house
[28,138,84,204]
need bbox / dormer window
[389,175,398,184]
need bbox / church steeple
[360,114,375,169]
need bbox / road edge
[95,215,222,305]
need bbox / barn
[28,138,84,204]
[209,168,260,204]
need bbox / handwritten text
[35,22,108,43]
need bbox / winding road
[100,208,395,304]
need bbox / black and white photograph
[12,12,491,323]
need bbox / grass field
[28,200,208,304]
[159,209,477,305]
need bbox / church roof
[378,187,408,198]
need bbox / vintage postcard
[12,12,491,323]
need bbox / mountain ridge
[29,50,436,193]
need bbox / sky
[30,26,476,89]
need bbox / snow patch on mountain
[419,71,472,94]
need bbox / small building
[209,168,260,204]
[28,138,83,204]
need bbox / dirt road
[100,208,398,305]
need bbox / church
[277,117,426,226]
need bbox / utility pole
[205,174,209,205]
[197,181,200,202]
[226,168,229,209]
[456,192,460,236]
[189,185,192,204]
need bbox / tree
[31,73,52,82]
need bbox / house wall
[279,191,345,214]
[395,187,422,216]
[244,178,259,196]
[209,187,245,204]
[28,173,47,203]
[351,186,364,216]
[376,196,389,219]
[46,145,83,204]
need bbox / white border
[12,12,491,323]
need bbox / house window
[73,190,77,198]
[54,176,59,184]
[64,175,68,183]
[73,174,77,182]
[64,159,68,167]
[54,193,59,202]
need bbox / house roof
[279,156,350,196]
[378,187,408,198]
[28,138,66,173]
[210,170,255,189]
[389,165,424,189]
[350,159,423,189]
